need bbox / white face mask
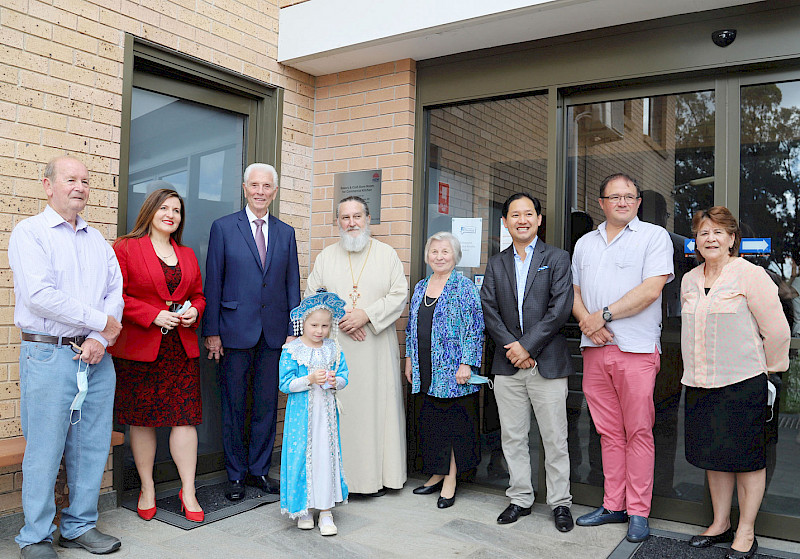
[766,379,777,422]
[69,359,89,425]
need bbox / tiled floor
[5,484,800,558]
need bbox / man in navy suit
[203,163,300,501]
[481,193,575,532]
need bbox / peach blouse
[681,257,790,388]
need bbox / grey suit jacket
[481,239,574,378]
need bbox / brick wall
[0,0,314,517]
[310,60,416,338]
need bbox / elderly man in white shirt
[10,156,124,559]
[571,173,674,543]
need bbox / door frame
[114,36,284,500]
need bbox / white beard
[339,225,371,253]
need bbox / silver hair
[424,231,462,267]
[243,163,279,186]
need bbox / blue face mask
[467,373,493,389]
[70,359,89,425]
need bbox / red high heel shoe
[179,489,204,522]
[137,492,157,521]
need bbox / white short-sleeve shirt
[571,217,674,353]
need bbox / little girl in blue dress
[279,289,349,536]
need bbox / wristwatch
[602,306,613,322]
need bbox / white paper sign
[500,217,513,252]
[452,218,482,268]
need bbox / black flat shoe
[413,480,444,495]
[437,489,456,509]
[725,538,757,559]
[225,479,246,501]
[689,527,735,548]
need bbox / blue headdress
[290,288,346,337]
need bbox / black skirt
[684,374,767,472]
[419,392,481,475]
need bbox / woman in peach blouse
[680,206,790,559]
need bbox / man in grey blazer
[481,193,574,532]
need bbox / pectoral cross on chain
[349,287,361,308]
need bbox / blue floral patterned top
[405,272,484,398]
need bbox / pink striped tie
[255,219,266,267]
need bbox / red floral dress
[114,260,202,426]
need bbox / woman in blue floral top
[405,232,484,509]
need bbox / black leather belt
[21,333,87,347]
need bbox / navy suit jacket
[481,239,574,378]
[203,209,300,350]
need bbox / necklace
[347,240,373,307]
[423,295,438,308]
[152,240,176,261]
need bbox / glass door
[564,83,717,523]
[420,93,550,490]
[117,66,264,493]
[738,75,800,527]
[564,69,800,538]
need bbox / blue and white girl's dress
[278,337,349,518]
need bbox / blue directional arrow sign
[685,238,771,254]
[740,238,771,254]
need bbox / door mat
[121,476,279,530]
[608,529,800,559]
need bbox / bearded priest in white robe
[305,196,409,495]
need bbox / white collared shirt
[245,205,269,252]
[571,217,674,353]
[513,238,537,332]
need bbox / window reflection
[739,80,800,519]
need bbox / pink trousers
[582,345,659,517]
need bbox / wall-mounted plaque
[334,170,382,224]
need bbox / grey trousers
[494,365,572,509]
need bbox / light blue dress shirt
[513,237,537,333]
[9,205,124,347]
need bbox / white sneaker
[318,512,337,536]
[297,512,314,530]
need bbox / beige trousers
[494,365,572,509]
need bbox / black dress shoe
[413,480,444,495]
[553,505,574,532]
[725,538,758,559]
[225,479,246,501]
[497,503,532,524]
[689,527,735,548]
[245,474,280,494]
[437,489,456,509]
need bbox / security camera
[711,29,736,47]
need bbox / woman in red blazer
[110,187,206,522]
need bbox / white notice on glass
[500,217,513,252]
[452,218,482,268]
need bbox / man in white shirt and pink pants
[571,173,674,543]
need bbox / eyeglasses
[600,194,640,204]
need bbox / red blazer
[109,236,206,362]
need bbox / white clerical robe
[305,238,409,493]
